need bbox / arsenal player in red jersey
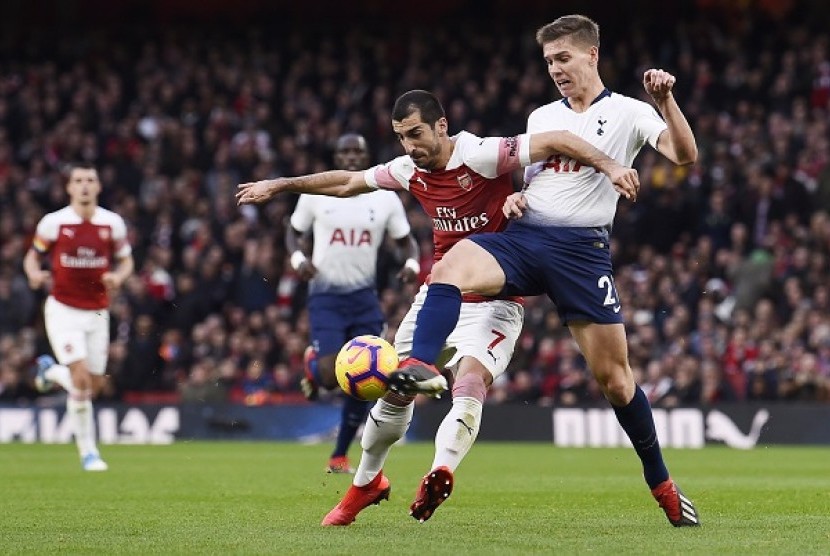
[24,164,134,471]
[237,89,638,525]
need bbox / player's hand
[296,260,317,281]
[27,270,51,290]
[236,179,280,205]
[607,164,640,201]
[503,192,527,219]
[101,272,122,291]
[643,69,676,102]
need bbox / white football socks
[44,363,73,391]
[67,395,99,458]
[431,396,482,472]
[354,399,413,487]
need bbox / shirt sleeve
[32,214,57,253]
[633,101,668,151]
[459,133,532,178]
[289,194,315,232]
[112,215,132,258]
[364,156,413,191]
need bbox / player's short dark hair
[392,90,445,126]
[536,14,600,49]
[62,161,98,180]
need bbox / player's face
[541,35,598,99]
[333,137,370,171]
[392,112,445,171]
[66,168,101,206]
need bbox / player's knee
[429,258,465,286]
[596,369,635,405]
[452,372,488,402]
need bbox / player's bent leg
[322,394,413,526]
[429,238,506,297]
[353,394,414,486]
[411,364,489,522]
[571,322,696,524]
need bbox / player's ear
[436,117,449,137]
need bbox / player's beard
[412,141,442,170]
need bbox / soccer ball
[335,335,399,401]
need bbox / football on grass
[335,335,398,401]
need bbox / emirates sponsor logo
[60,247,107,269]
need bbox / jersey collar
[562,88,611,110]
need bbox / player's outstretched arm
[643,69,697,166]
[528,130,640,200]
[236,170,372,205]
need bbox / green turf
[2,442,829,554]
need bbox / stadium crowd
[1,2,829,406]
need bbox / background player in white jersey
[238,89,638,525]
[401,15,701,527]
[23,164,134,471]
[289,133,420,474]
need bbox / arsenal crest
[457,172,473,191]
[99,228,110,240]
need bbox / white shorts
[44,296,110,375]
[394,284,524,380]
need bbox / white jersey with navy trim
[522,91,666,228]
[290,190,411,295]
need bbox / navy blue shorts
[307,288,384,356]
[470,221,623,325]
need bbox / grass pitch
[2,442,829,554]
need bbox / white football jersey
[290,190,411,295]
[522,90,666,227]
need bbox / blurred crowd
[1,2,830,406]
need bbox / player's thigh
[431,239,506,296]
[444,300,524,380]
[544,228,623,325]
[85,309,110,376]
[44,297,88,366]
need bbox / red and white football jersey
[365,131,530,261]
[365,131,531,302]
[32,206,131,310]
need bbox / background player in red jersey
[23,164,134,471]
[237,89,638,525]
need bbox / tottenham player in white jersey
[24,164,134,471]
[289,133,419,474]
[402,16,701,527]
[238,89,638,526]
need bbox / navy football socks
[333,396,371,458]
[410,283,462,364]
[612,385,670,489]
